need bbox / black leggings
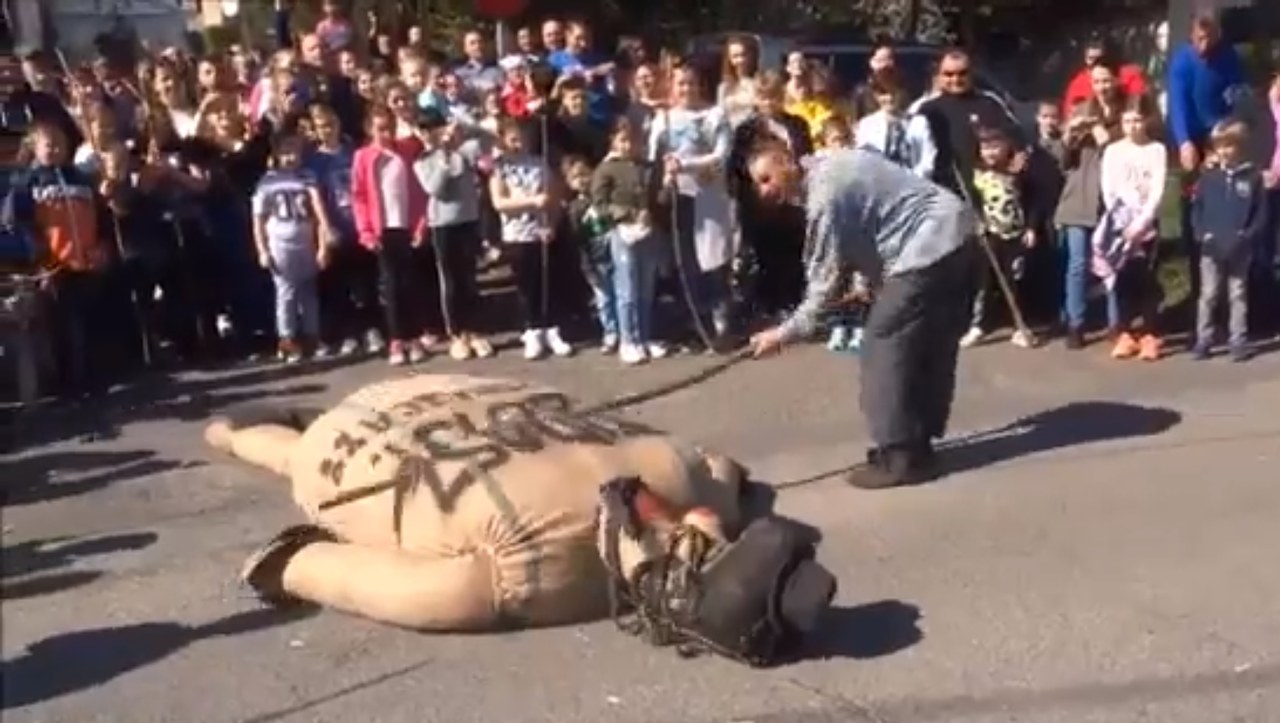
[1114,251,1161,334]
[507,240,568,330]
[376,229,426,341]
[319,242,381,344]
[45,270,107,394]
[425,222,481,334]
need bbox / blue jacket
[1167,43,1245,149]
[1192,162,1267,261]
[304,143,356,242]
[0,170,37,266]
[546,49,616,125]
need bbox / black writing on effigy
[316,383,658,520]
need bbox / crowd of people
[0,3,1277,401]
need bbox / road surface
[4,338,1280,723]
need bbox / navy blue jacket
[1192,162,1267,261]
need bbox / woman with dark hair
[1061,38,1148,117]
[853,43,897,116]
[1054,60,1125,349]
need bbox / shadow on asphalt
[0,605,320,711]
[1,450,198,507]
[1,360,335,453]
[806,599,924,661]
[2,531,159,579]
[1,570,104,600]
[938,401,1183,478]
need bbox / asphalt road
[4,337,1280,723]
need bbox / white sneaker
[388,345,408,366]
[364,329,386,354]
[338,338,361,356]
[600,333,619,354]
[645,342,669,360]
[407,343,427,364]
[545,327,574,357]
[1010,329,1035,349]
[313,344,333,359]
[619,343,647,365]
[215,314,234,339]
[827,325,850,351]
[959,327,984,348]
[522,329,546,360]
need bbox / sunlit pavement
[4,339,1280,723]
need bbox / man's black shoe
[847,446,935,489]
[844,461,903,490]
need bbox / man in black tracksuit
[915,49,1029,209]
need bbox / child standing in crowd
[307,103,383,356]
[73,104,118,179]
[1192,119,1265,362]
[1096,97,1166,362]
[649,65,734,345]
[964,125,1038,349]
[1023,100,1069,327]
[13,121,108,394]
[853,78,935,177]
[252,134,333,364]
[1035,101,1065,164]
[591,119,667,364]
[489,117,574,360]
[499,55,532,119]
[563,154,615,349]
[351,104,428,366]
[383,81,420,140]
[815,115,852,160]
[807,120,870,354]
[414,114,494,360]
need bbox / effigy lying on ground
[206,374,835,665]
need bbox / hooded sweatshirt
[12,164,104,271]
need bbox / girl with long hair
[648,64,734,346]
[717,36,759,128]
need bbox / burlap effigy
[205,374,745,632]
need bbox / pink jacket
[350,137,428,249]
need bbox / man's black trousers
[859,242,975,451]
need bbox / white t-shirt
[375,149,411,230]
[1100,138,1167,224]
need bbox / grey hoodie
[413,139,483,228]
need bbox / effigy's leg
[243,529,504,632]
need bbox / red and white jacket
[350,137,428,249]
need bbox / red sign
[475,0,527,20]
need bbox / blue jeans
[589,231,660,346]
[1058,225,1093,330]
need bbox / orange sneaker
[1110,332,1139,359]
[1137,334,1161,361]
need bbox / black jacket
[916,90,1025,205]
[726,111,813,207]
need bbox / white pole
[495,19,506,57]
